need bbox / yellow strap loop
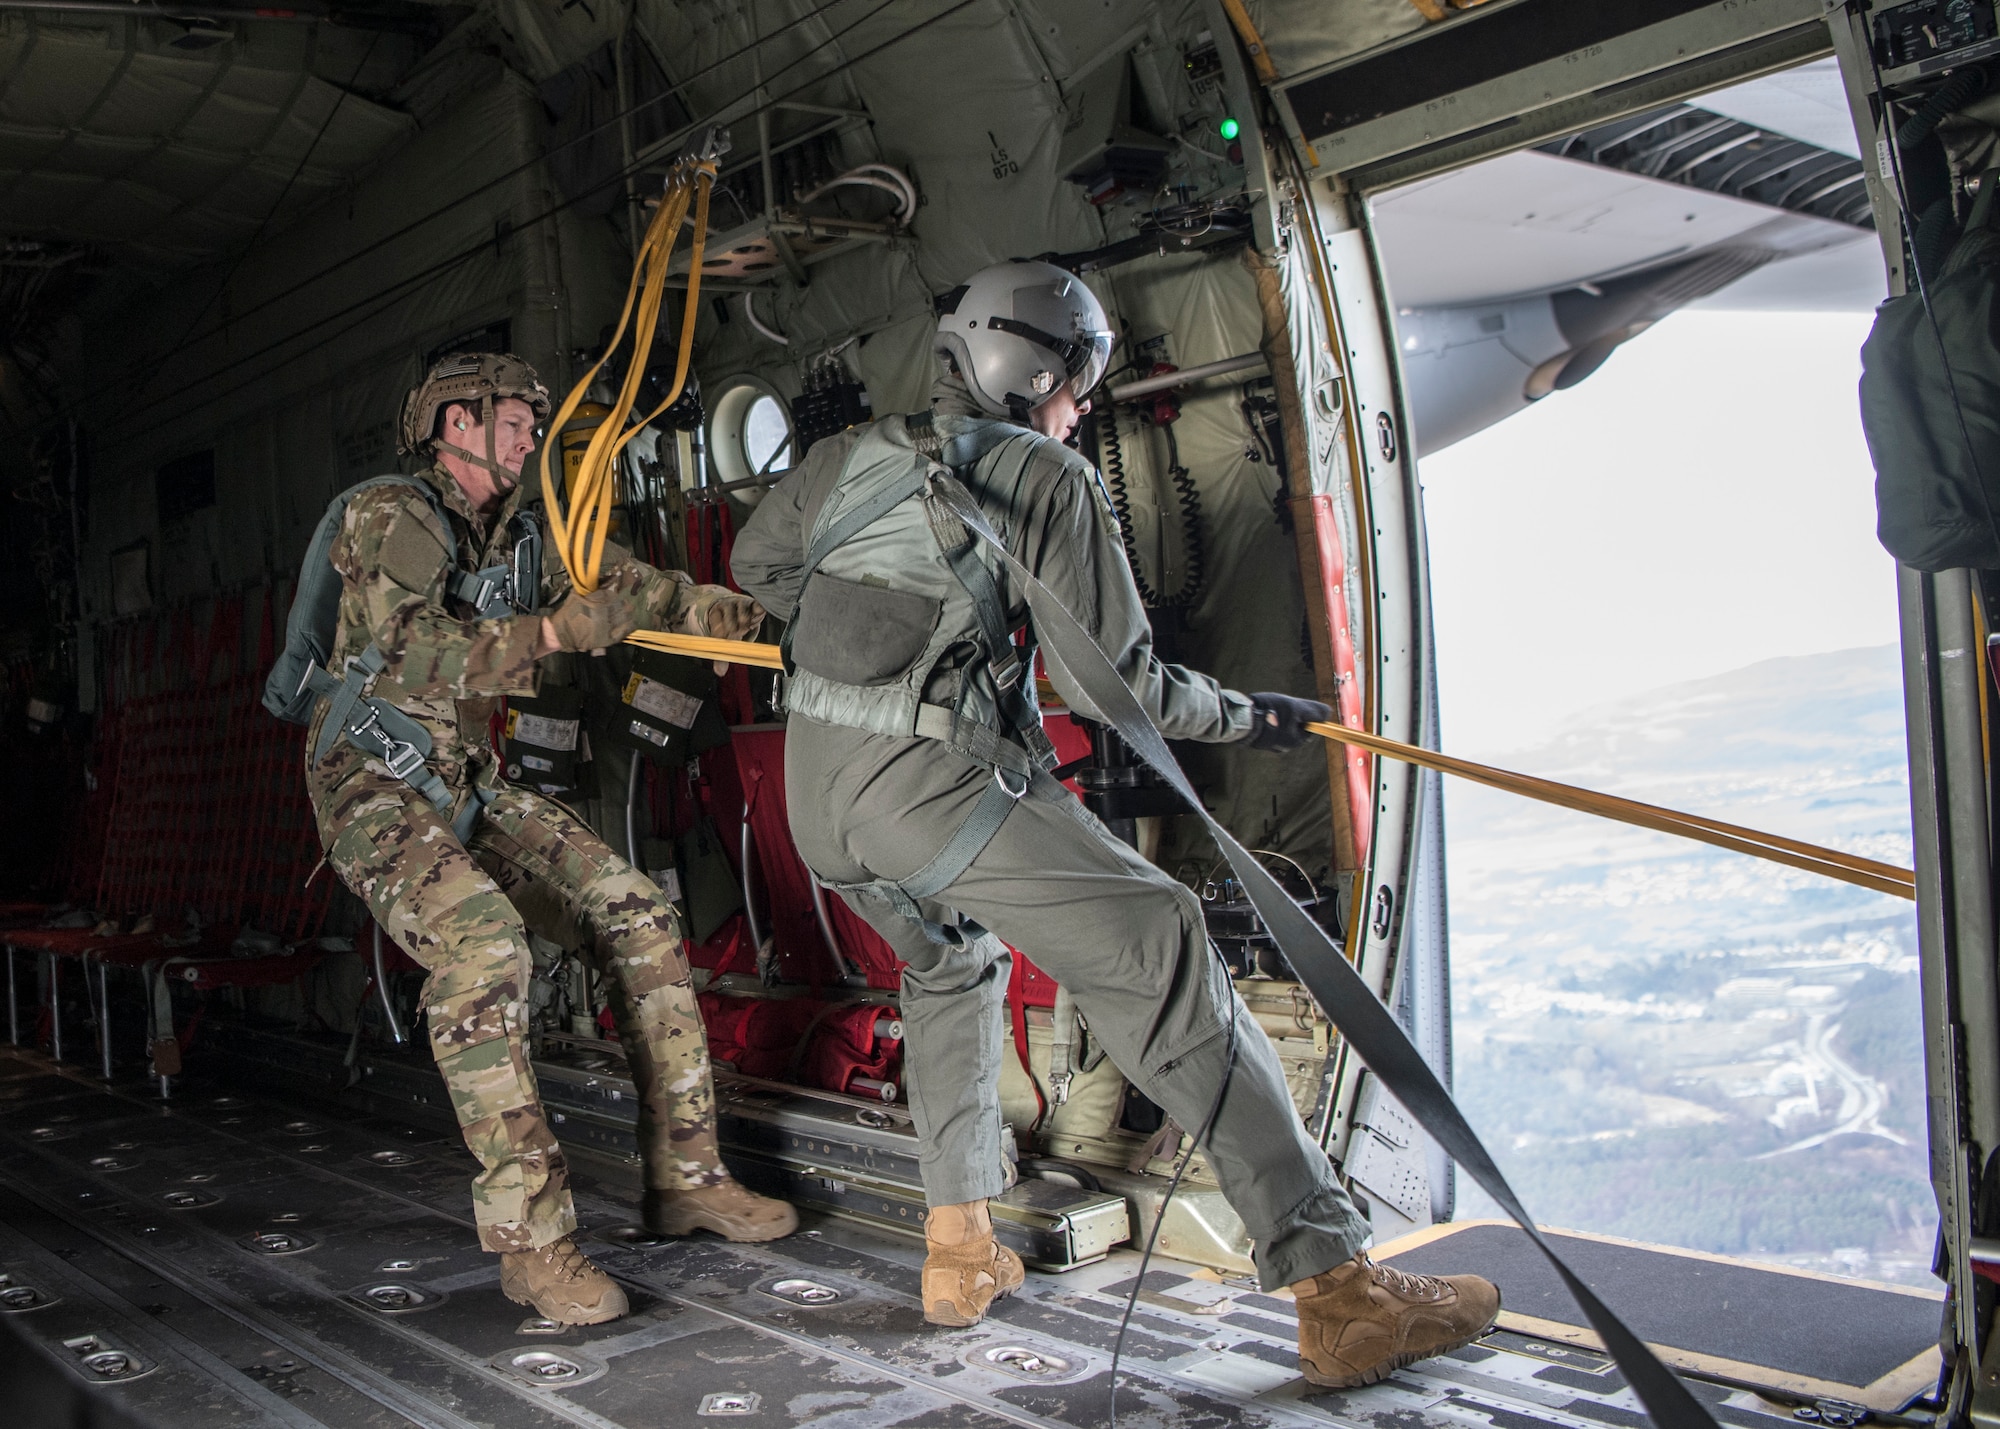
[540,157,717,595]
[625,629,786,669]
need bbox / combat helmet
[398,351,552,476]
[933,260,1115,422]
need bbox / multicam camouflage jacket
[306,462,698,797]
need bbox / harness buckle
[347,702,425,781]
[993,765,1029,800]
[380,738,427,782]
[511,529,540,611]
[1047,1069,1073,1106]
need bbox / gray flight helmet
[933,260,1115,420]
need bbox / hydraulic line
[743,290,791,346]
[618,631,1917,898]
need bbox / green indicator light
[1219,116,1241,141]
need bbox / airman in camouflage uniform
[304,353,793,1325]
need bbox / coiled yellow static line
[541,157,718,595]
[623,631,1918,900]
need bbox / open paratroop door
[1206,0,1844,1220]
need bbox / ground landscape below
[1445,645,1936,1287]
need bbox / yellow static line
[1305,721,1915,901]
[541,157,717,594]
[623,631,1915,900]
[626,629,785,670]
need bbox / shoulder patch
[376,499,451,594]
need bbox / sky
[1418,308,1899,757]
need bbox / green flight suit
[732,378,1371,1292]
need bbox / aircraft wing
[1373,60,1885,455]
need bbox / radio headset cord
[1093,391,1208,609]
[1107,960,1238,1427]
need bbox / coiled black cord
[1897,65,1991,150]
[1160,422,1208,609]
[1094,407,1208,609]
[1097,407,1164,607]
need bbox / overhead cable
[107,0,971,432]
[142,29,388,399]
[111,0,902,385]
[743,291,791,345]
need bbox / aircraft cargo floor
[0,1047,1935,1429]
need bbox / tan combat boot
[644,1177,799,1242]
[921,1200,1024,1328]
[499,1236,629,1326]
[1295,1252,1499,1387]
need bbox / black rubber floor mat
[1379,1221,1944,1410]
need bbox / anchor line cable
[105,0,889,387]
[103,0,969,431]
[614,631,1917,897]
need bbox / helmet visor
[1068,330,1114,400]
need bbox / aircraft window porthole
[708,378,794,500]
[744,396,790,476]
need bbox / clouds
[1419,309,1896,758]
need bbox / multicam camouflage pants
[309,748,724,1253]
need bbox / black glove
[1246,692,1331,752]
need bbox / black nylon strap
[926,474,1720,1429]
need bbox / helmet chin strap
[437,395,520,486]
